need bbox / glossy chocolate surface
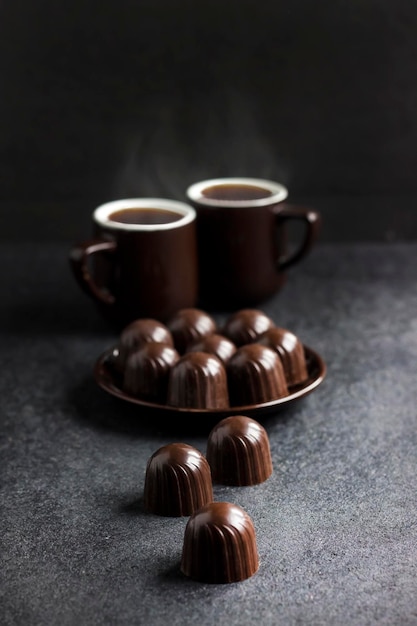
[207,415,273,486]
[181,502,259,583]
[118,319,174,370]
[227,344,289,405]
[144,443,213,517]
[123,342,179,402]
[223,309,275,346]
[186,333,237,364]
[167,352,229,409]
[97,309,326,415]
[95,344,326,418]
[259,327,308,387]
[168,308,217,354]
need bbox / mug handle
[69,238,117,305]
[273,205,321,271]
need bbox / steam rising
[113,89,290,201]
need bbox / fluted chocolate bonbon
[144,443,213,516]
[123,342,180,402]
[227,344,289,405]
[181,502,259,583]
[167,308,217,354]
[186,333,237,364]
[107,307,314,411]
[259,327,308,386]
[207,415,273,485]
[118,318,174,370]
[223,309,275,346]
[167,352,229,409]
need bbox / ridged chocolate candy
[118,319,174,371]
[123,342,180,402]
[259,327,308,386]
[181,502,259,583]
[227,344,288,405]
[167,308,217,353]
[222,309,275,346]
[144,443,213,516]
[167,352,229,409]
[186,333,237,364]
[207,415,273,485]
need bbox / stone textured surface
[1,243,417,625]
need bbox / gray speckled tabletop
[1,243,417,625]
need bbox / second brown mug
[186,177,320,309]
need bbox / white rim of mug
[93,198,196,231]
[186,177,288,208]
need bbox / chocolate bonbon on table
[206,415,273,486]
[181,501,259,583]
[144,443,213,517]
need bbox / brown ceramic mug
[69,198,198,325]
[186,177,320,308]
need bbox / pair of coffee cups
[70,177,320,326]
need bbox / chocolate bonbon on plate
[186,333,237,364]
[167,352,229,409]
[144,443,213,516]
[118,318,174,370]
[259,327,308,387]
[181,501,259,583]
[227,344,289,405]
[123,342,180,402]
[206,415,273,485]
[167,308,217,353]
[95,306,326,416]
[222,309,275,347]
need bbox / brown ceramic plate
[94,345,326,419]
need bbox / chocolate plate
[94,345,326,418]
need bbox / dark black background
[1,0,417,241]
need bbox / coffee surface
[201,184,273,201]
[109,208,182,225]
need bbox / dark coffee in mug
[201,184,273,201]
[69,198,198,325]
[186,177,320,308]
[109,207,182,225]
